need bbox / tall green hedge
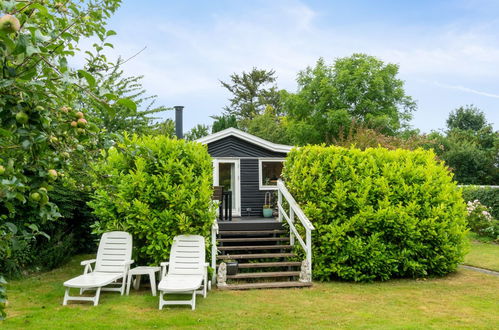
[461,186,499,219]
[283,146,468,282]
[89,135,215,265]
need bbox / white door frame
[213,158,241,217]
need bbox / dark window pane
[261,161,283,186]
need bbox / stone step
[218,281,312,290]
[218,237,290,243]
[227,271,300,279]
[218,245,292,251]
[237,261,302,269]
[219,230,287,236]
[217,253,296,260]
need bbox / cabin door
[213,159,240,217]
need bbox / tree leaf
[77,70,96,88]
[117,98,137,111]
[5,222,17,234]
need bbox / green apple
[48,169,58,180]
[16,112,29,124]
[77,118,87,127]
[30,192,41,202]
[0,15,20,33]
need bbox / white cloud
[433,81,499,99]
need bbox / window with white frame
[259,159,284,190]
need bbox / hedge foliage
[461,186,499,219]
[89,135,215,265]
[283,146,468,282]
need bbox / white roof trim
[196,128,293,154]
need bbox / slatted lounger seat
[62,231,134,306]
[158,235,210,310]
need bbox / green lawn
[464,239,499,271]
[2,255,499,329]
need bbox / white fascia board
[196,128,293,154]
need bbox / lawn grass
[464,238,499,271]
[2,255,499,329]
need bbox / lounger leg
[203,276,207,298]
[120,276,126,296]
[150,271,157,296]
[159,291,164,310]
[63,287,70,306]
[191,291,196,310]
[126,273,132,295]
[94,287,101,306]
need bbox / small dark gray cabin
[197,128,293,219]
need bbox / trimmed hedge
[461,186,499,219]
[89,135,215,265]
[283,146,468,282]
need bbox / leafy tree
[332,123,433,151]
[428,107,498,185]
[220,67,281,124]
[0,0,122,288]
[447,105,488,132]
[185,124,210,141]
[246,105,291,144]
[284,55,416,145]
[152,119,176,137]
[211,114,238,133]
[82,58,170,136]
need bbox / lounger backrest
[95,231,133,273]
[168,235,206,275]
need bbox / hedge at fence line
[89,134,215,265]
[283,145,468,282]
[461,186,499,219]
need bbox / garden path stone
[460,265,499,276]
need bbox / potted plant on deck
[263,192,273,218]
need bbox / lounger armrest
[80,259,96,274]
[160,262,169,278]
[80,259,96,266]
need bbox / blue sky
[90,0,499,132]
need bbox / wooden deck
[217,216,280,231]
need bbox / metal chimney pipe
[174,106,184,139]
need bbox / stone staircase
[215,222,312,290]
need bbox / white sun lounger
[158,235,209,310]
[63,231,134,306]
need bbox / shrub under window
[283,146,468,282]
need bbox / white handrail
[276,179,314,277]
[211,217,218,283]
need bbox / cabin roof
[196,128,293,154]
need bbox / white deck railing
[211,217,219,283]
[277,179,315,275]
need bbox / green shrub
[466,200,498,241]
[89,134,215,265]
[462,186,499,219]
[283,145,468,282]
